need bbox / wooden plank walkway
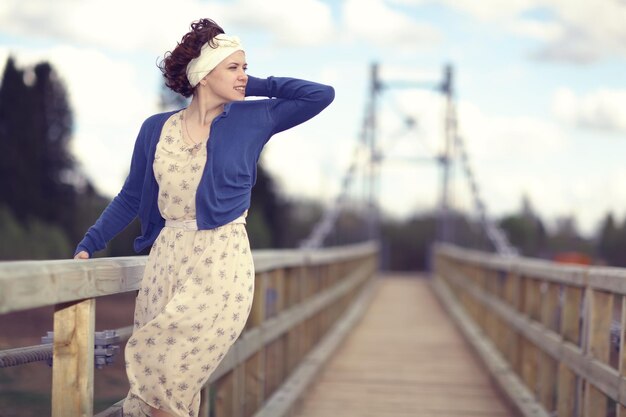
[293,274,514,417]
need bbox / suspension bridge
[1,62,625,417]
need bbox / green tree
[280,198,324,248]
[0,56,106,260]
[598,212,617,260]
[381,214,437,270]
[0,57,30,219]
[498,195,547,257]
[597,212,626,266]
[0,204,72,260]
[0,57,82,244]
[248,160,288,248]
[546,215,593,259]
[32,62,79,236]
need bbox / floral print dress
[122,111,255,417]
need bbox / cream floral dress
[122,111,255,417]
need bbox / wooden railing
[0,241,379,417]
[431,243,626,417]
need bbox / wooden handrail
[0,241,379,417]
[0,241,377,315]
[432,243,626,417]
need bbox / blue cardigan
[75,76,334,256]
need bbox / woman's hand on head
[74,251,89,260]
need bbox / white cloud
[0,0,334,52]
[379,65,442,85]
[443,0,537,21]
[462,0,626,62]
[453,114,564,217]
[530,166,626,236]
[389,0,537,20]
[262,128,355,205]
[223,0,335,47]
[377,88,444,160]
[531,25,613,64]
[343,0,441,50]
[456,101,566,161]
[443,98,626,235]
[1,0,206,53]
[509,18,564,42]
[0,49,8,72]
[553,87,626,132]
[391,0,626,63]
[603,167,626,217]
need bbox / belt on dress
[165,216,246,230]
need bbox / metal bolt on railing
[41,329,121,369]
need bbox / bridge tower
[438,64,455,244]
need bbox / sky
[1,0,625,238]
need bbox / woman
[74,18,334,417]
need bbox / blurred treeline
[2,57,626,269]
[0,56,97,259]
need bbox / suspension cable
[454,134,518,256]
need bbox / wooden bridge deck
[293,274,514,417]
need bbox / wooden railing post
[618,295,626,417]
[503,269,522,375]
[521,276,541,397]
[583,288,613,417]
[284,267,299,376]
[248,271,267,410]
[51,298,95,417]
[538,281,559,413]
[557,283,583,417]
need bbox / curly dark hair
[158,18,225,97]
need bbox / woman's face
[204,50,248,103]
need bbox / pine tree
[0,56,82,243]
[597,212,626,266]
[248,160,288,248]
[0,57,30,218]
[498,195,547,257]
[31,62,77,234]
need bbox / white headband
[186,34,244,87]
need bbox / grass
[0,391,125,417]
[0,390,51,417]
